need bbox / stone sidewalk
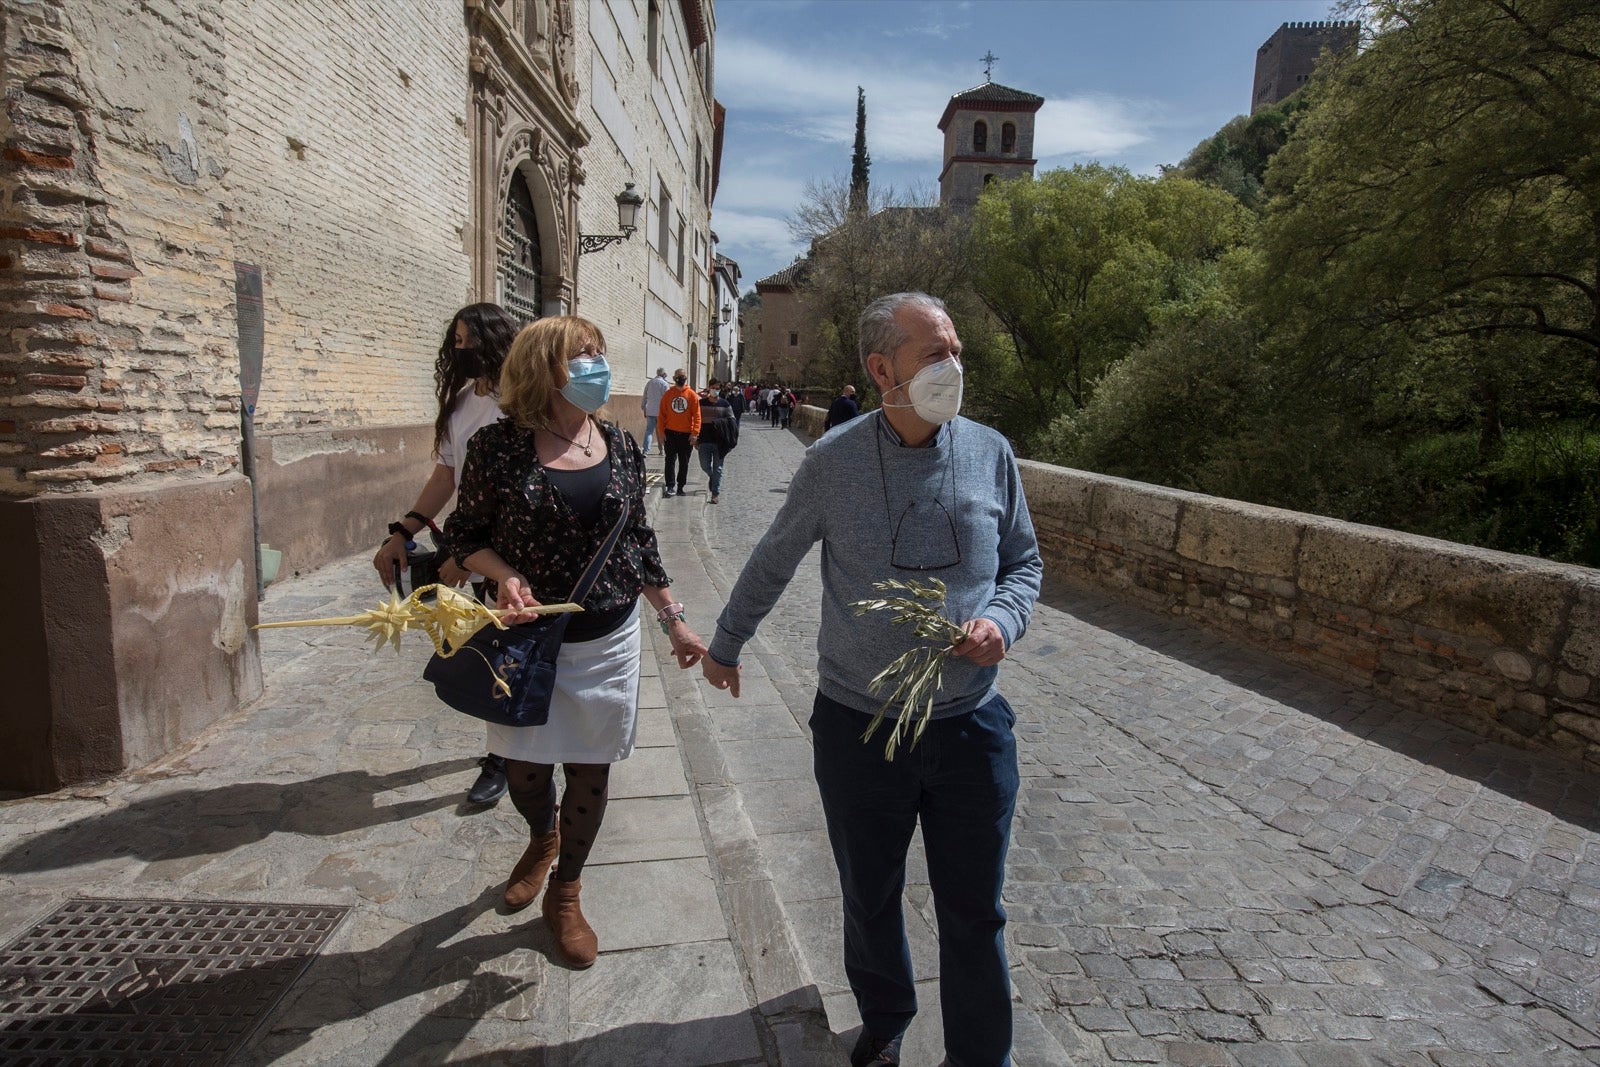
[5,412,1600,1065]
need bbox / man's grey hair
[858,292,949,378]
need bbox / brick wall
[1018,462,1600,772]
[225,0,474,436]
[0,0,238,496]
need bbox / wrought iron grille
[498,173,542,325]
[0,897,348,1063]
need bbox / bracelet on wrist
[654,601,685,623]
[658,609,687,634]
[387,521,411,538]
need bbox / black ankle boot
[468,754,508,805]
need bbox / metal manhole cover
[0,898,349,1065]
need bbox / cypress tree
[849,86,870,214]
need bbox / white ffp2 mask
[885,357,963,425]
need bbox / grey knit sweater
[709,412,1043,720]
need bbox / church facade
[0,0,720,790]
[751,78,1042,390]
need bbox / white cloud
[1032,95,1156,161]
[717,32,1154,167]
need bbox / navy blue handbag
[424,499,630,727]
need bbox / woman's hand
[438,557,470,587]
[497,574,543,623]
[373,534,408,587]
[668,621,706,669]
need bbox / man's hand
[951,618,1007,667]
[689,434,699,448]
[701,658,741,697]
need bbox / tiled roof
[938,81,1045,129]
[755,258,808,288]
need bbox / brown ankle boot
[503,830,560,910]
[542,876,597,968]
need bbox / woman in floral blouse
[445,315,707,969]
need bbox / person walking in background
[697,380,739,504]
[658,368,700,497]
[768,384,783,427]
[777,385,795,429]
[825,383,859,432]
[444,316,707,969]
[700,292,1043,1067]
[727,380,748,425]
[373,302,520,809]
[641,367,670,456]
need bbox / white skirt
[486,615,641,764]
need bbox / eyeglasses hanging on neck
[877,416,962,572]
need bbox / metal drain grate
[0,898,349,1065]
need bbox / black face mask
[453,347,482,374]
[674,375,687,385]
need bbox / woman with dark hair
[374,302,521,806]
[445,315,706,968]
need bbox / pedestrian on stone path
[372,301,519,810]
[825,383,859,432]
[696,380,739,504]
[701,292,1043,1067]
[658,368,700,497]
[641,366,670,456]
[444,316,708,969]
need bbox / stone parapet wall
[1018,461,1600,770]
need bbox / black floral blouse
[444,419,671,611]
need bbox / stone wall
[225,0,474,437]
[0,0,260,791]
[1019,462,1600,770]
[578,0,716,399]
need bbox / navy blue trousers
[811,690,1019,1067]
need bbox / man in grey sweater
[703,293,1042,1067]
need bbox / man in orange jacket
[657,368,701,497]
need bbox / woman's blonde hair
[498,316,609,429]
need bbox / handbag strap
[564,487,631,606]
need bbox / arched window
[498,170,542,324]
[973,120,988,153]
[1001,122,1016,153]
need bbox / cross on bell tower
[980,51,998,82]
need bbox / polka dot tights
[505,760,611,883]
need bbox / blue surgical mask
[561,356,611,412]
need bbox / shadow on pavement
[3,880,832,1066]
[1037,575,1600,831]
[0,760,478,874]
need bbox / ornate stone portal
[467,0,589,319]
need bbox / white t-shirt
[436,388,504,486]
[435,388,504,582]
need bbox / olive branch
[849,577,967,761]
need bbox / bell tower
[938,79,1044,210]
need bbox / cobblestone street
[690,415,1600,1066]
[3,413,1598,1065]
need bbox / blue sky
[711,0,1340,291]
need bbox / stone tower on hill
[938,82,1045,210]
[1252,20,1359,113]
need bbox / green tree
[787,178,973,399]
[1259,0,1600,404]
[850,87,871,216]
[1169,96,1307,209]
[969,164,1253,445]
